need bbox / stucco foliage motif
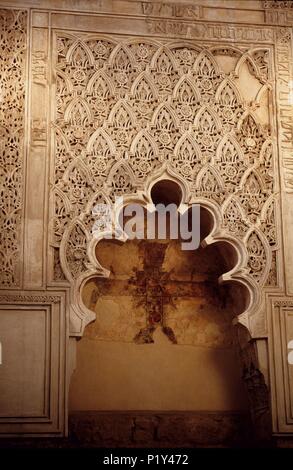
[52,35,278,288]
[0,10,27,287]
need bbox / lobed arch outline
[55,69,74,94]
[255,82,272,106]
[236,108,260,132]
[150,45,180,72]
[215,77,243,105]
[208,44,243,57]
[130,70,159,100]
[64,96,93,124]
[86,69,116,97]
[168,40,203,53]
[108,42,137,68]
[62,166,263,339]
[172,74,201,102]
[234,49,271,85]
[194,49,221,74]
[66,39,95,67]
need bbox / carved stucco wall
[53,27,280,339]
[0,9,27,288]
[51,8,280,420]
[1,0,293,438]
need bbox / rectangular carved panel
[0,292,67,435]
[0,307,47,417]
[269,299,293,433]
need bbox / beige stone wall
[70,339,248,411]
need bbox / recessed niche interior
[150,179,183,206]
[69,181,250,412]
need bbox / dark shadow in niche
[151,179,183,207]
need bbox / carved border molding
[0,290,67,436]
[145,20,276,42]
[0,294,61,304]
[268,295,293,433]
[0,289,66,304]
[5,0,293,25]
[273,300,293,307]
[32,11,277,43]
[275,27,293,192]
[264,0,293,7]
[263,1,293,25]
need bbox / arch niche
[64,171,271,445]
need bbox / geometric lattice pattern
[52,34,278,287]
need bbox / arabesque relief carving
[1,0,293,441]
[51,34,281,325]
[0,9,27,287]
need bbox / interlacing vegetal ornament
[0,10,27,287]
[50,34,281,335]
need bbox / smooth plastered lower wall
[69,334,248,411]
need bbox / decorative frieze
[141,1,202,19]
[0,294,61,304]
[146,20,275,42]
[263,0,293,25]
[273,300,293,307]
[263,0,293,9]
